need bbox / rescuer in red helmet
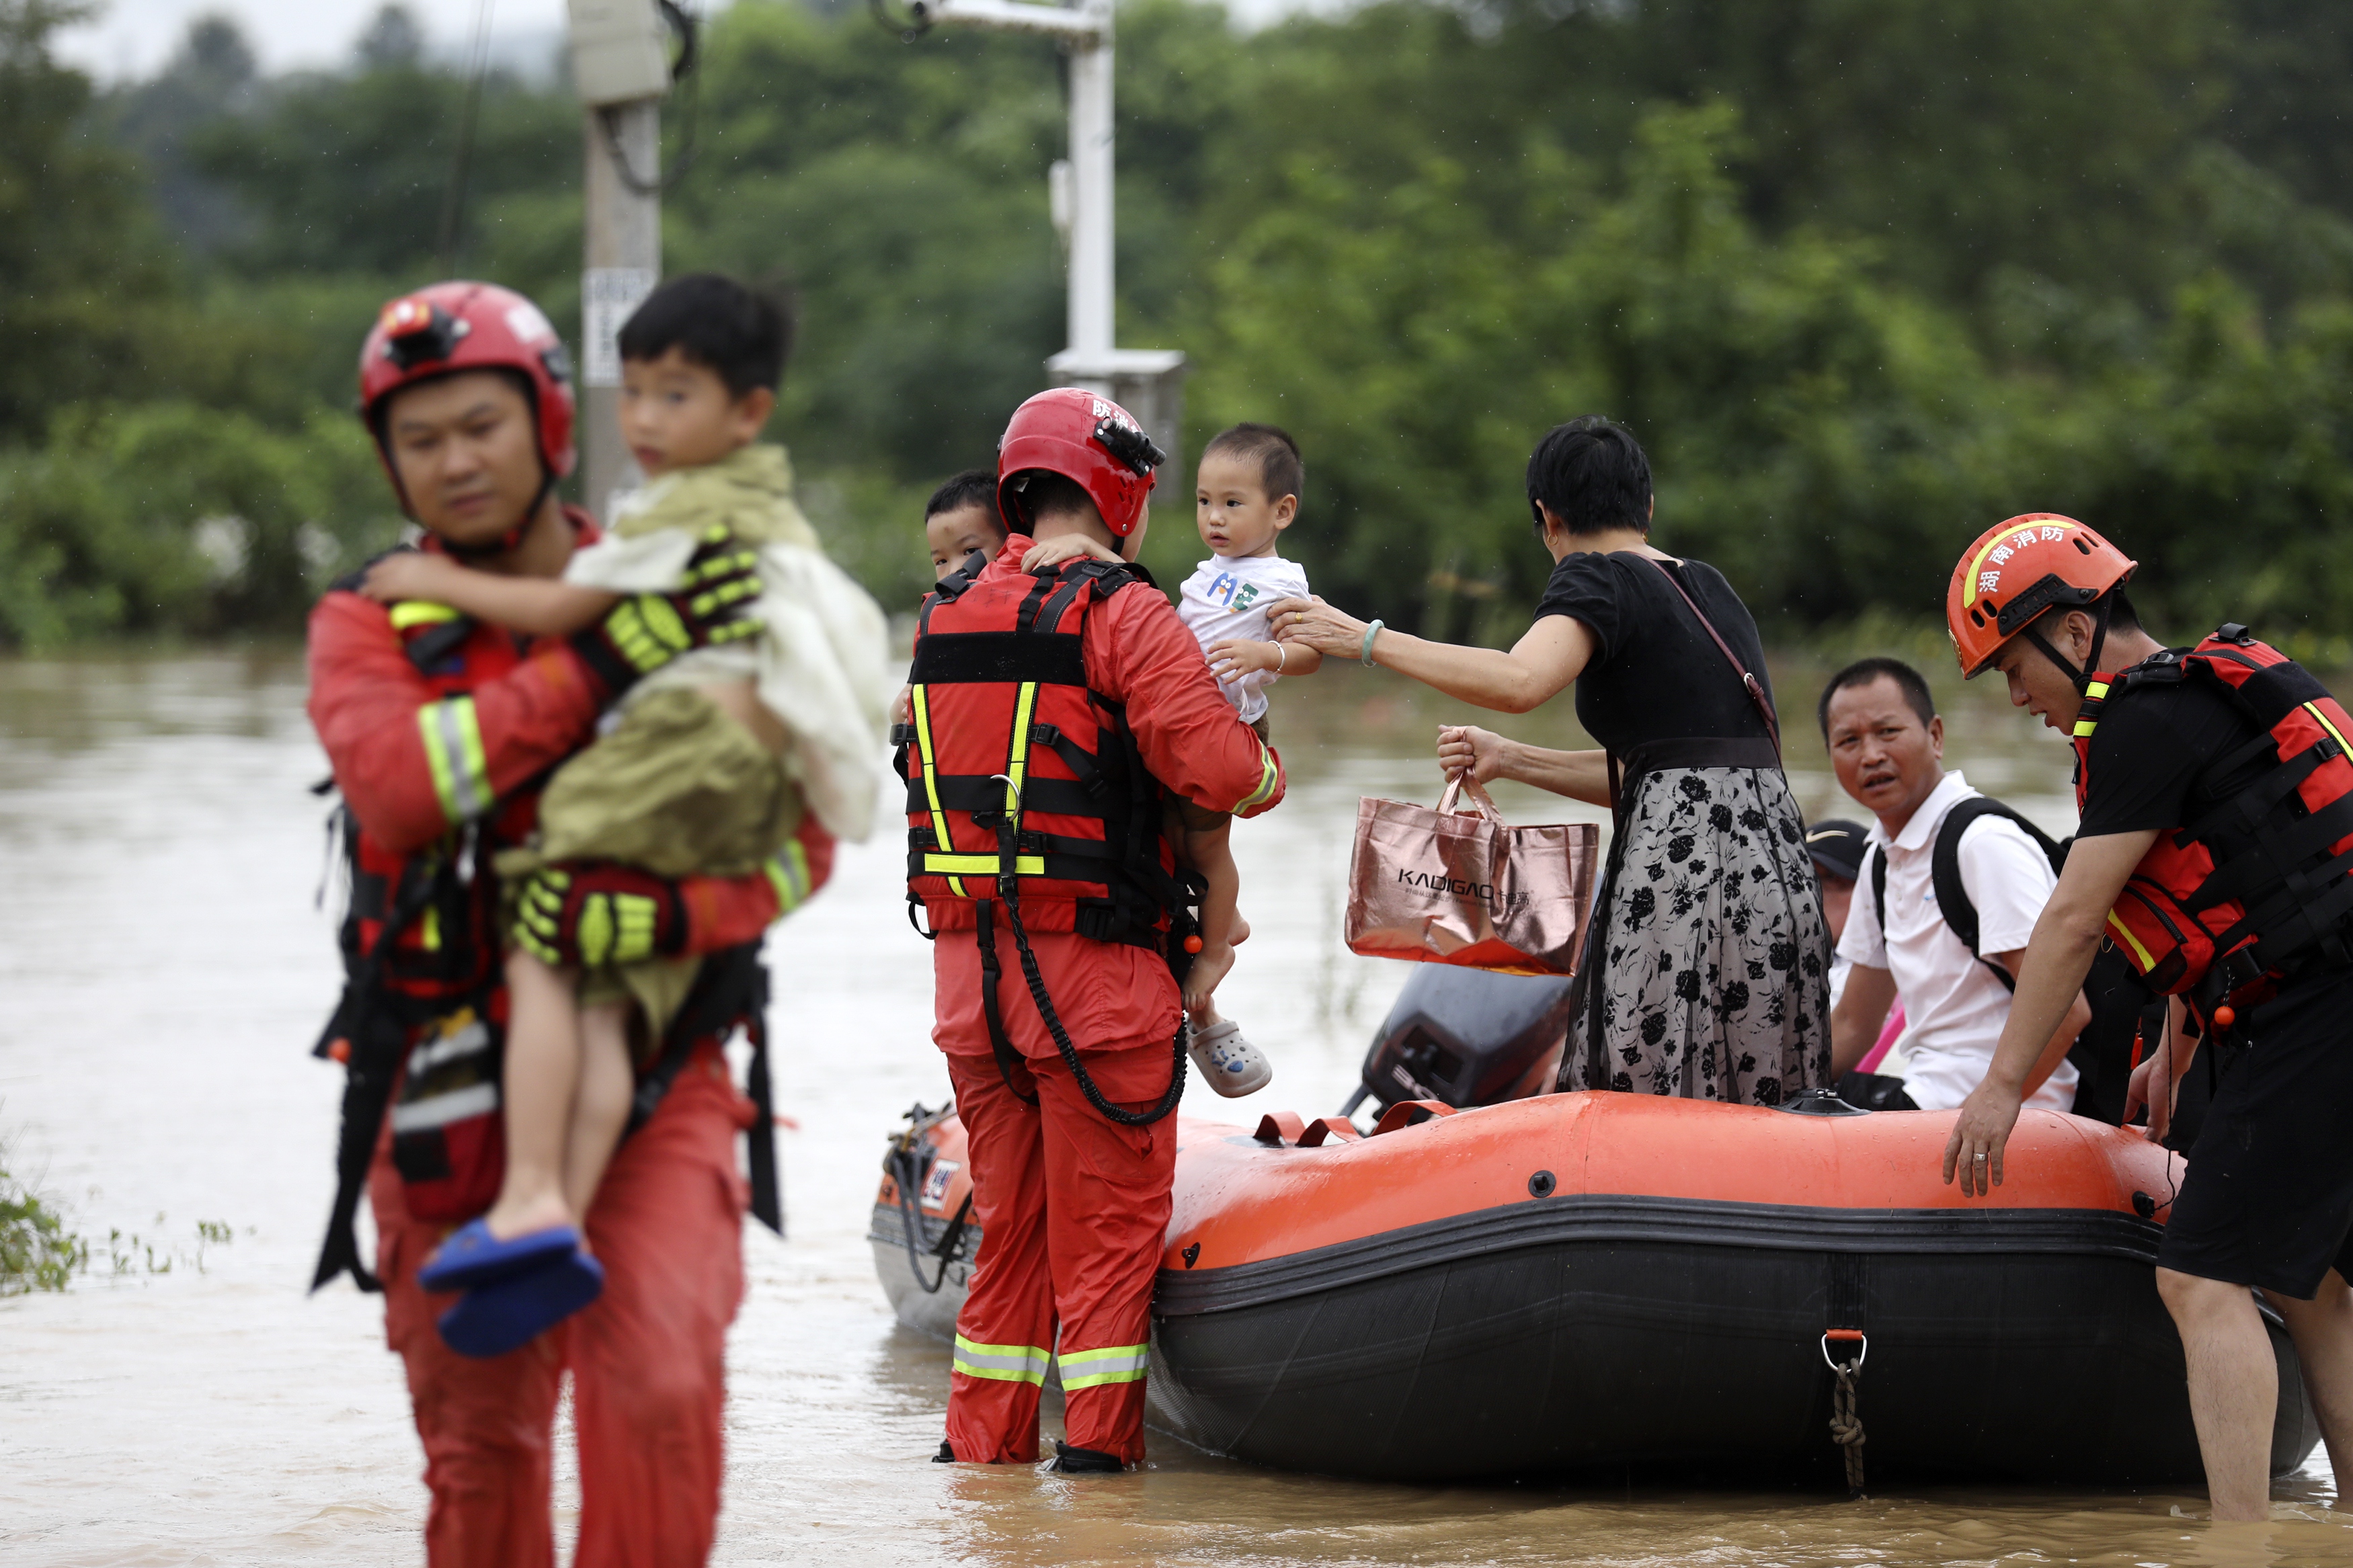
[905,386,1285,1471]
[1939,514,2353,1521]
[308,280,834,1565]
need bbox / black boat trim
[1154,1194,2165,1317]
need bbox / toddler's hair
[926,468,1001,524]
[1202,423,1304,505]
[617,273,793,396]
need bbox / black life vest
[898,553,1186,946]
[2072,625,2353,1017]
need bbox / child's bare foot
[1183,940,1237,1017]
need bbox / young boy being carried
[360,274,888,1352]
[1024,422,1319,1095]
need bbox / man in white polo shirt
[1821,657,2089,1111]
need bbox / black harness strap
[627,942,785,1233]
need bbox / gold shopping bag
[1344,777,1600,976]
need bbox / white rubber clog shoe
[1188,1018,1273,1097]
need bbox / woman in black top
[1268,418,1831,1104]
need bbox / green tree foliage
[3,0,2353,646]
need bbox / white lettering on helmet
[1979,571,2001,594]
[2040,525,2065,541]
[2011,530,2038,549]
[1989,544,2013,565]
[504,302,556,345]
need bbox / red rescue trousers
[370,1043,751,1567]
[934,923,1183,1465]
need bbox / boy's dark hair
[925,468,1001,524]
[1818,657,1938,739]
[616,272,793,397]
[1525,416,1652,537]
[1202,422,1304,504]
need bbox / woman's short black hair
[616,272,793,397]
[1526,417,1652,538]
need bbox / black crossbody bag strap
[1639,556,1782,757]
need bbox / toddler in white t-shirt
[1167,425,1322,1093]
[1022,424,1320,1096]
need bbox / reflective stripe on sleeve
[416,696,490,823]
[1058,1342,1150,1390]
[952,1335,1051,1385]
[1230,740,1279,813]
[764,837,813,915]
[388,600,461,630]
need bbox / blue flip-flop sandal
[436,1247,606,1359]
[417,1219,583,1293]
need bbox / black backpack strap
[627,944,785,1235]
[1929,796,2062,991]
[1870,845,1888,942]
[311,858,440,1294]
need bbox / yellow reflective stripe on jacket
[416,696,489,823]
[388,600,461,630]
[1004,681,1039,824]
[2105,909,2155,971]
[1230,739,1279,813]
[764,837,813,915]
[924,853,1047,877]
[2306,701,2353,755]
[910,684,967,899]
[2073,681,2110,739]
[952,1335,1050,1385]
[1058,1342,1150,1390]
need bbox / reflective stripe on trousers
[953,1335,1051,1385]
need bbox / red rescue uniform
[308,517,832,1566]
[916,536,1285,1464]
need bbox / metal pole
[582,101,662,524]
[1064,5,1115,378]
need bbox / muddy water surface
[1,652,2346,1566]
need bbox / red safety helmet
[358,280,577,517]
[1948,513,2137,687]
[996,386,1164,539]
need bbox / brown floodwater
[0,651,2346,1566]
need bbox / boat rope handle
[1823,1329,1868,1497]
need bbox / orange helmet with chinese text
[1948,513,2137,687]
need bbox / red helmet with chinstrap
[995,386,1164,539]
[358,280,577,505]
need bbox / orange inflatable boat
[877,1091,2320,1484]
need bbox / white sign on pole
[582,267,659,387]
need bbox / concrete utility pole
[568,0,675,520]
[919,0,1189,472]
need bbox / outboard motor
[1341,967,1576,1120]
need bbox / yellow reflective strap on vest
[2305,701,2352,756]
[952,1334,1050,1385]
[764,837,813,915]
[2105,909,2155,972]
[1231,738,1279,813]
[924,853,1047,876]
[2072,718,2099,737]
[910,684,968,899]
[1004,681,1039,826]
[1058,1342,1150,1390]
[416,695,489,824]
[389,600,461,630]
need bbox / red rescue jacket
[898,537,1284,940]
[305,515,832,1284]
[2074,625,2353,1016]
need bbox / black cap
[1805,819,1869,884]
